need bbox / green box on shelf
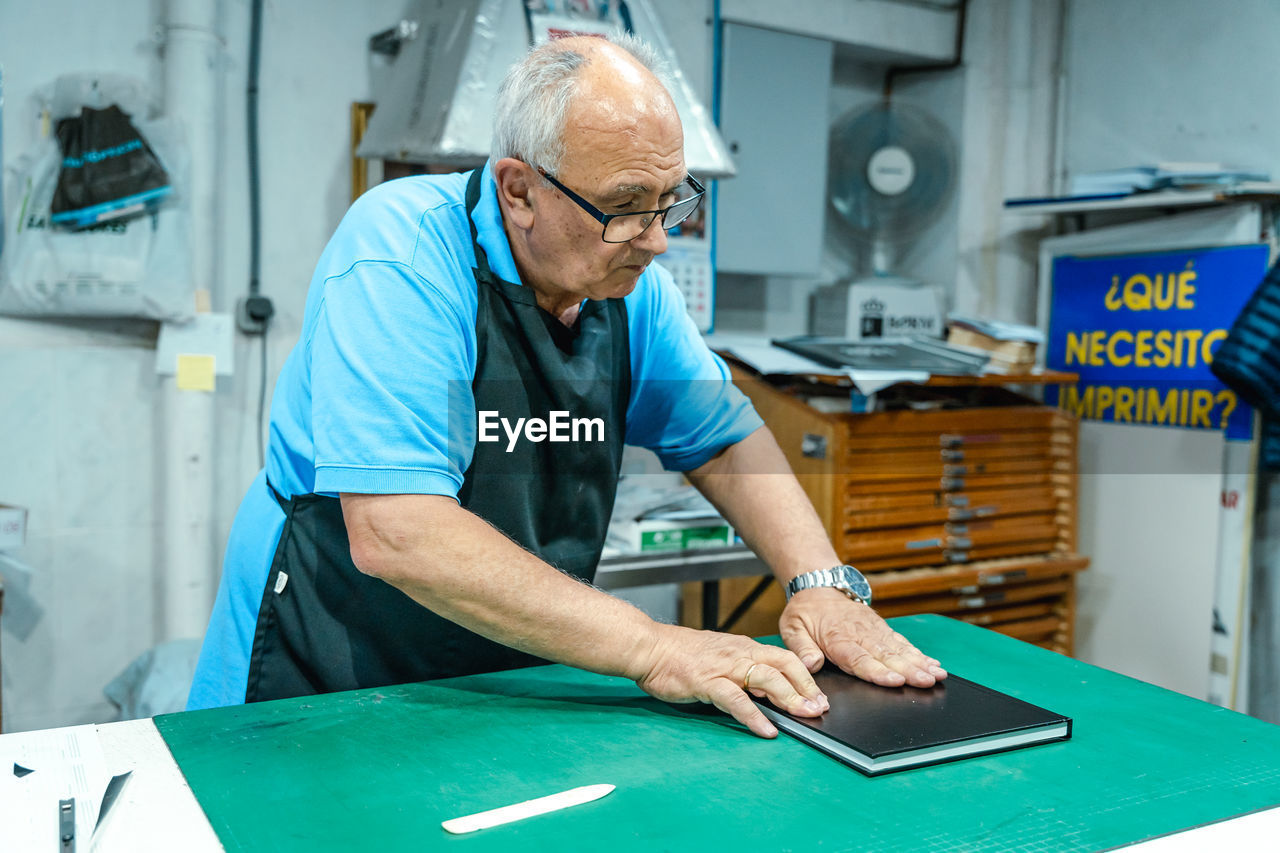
[636,520,734,552]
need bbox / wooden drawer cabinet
[716,363,1089,655]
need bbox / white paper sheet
[0,724,111,851]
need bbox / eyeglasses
[538,168,705,243]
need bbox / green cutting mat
[156,615,1280,851]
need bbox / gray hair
[490,32,671,174]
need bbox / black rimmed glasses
[538,168,705,243]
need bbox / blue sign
[1046,243,1271,441]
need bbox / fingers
[888,630,948,684]
[778,619,826,673]
[767,648,829,708]
[823,633,907,686]
[867,630,948,686]
[707,653,830,740]
[827,628,947,688]
[707,678,778,738]
[632,627,833,738]
[784,591,948,688]
[741,659,829,718]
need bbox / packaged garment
[0,73,191,319]
[0,131,192,320]
[50,104,172,229]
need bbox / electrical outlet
[236,295,275,335]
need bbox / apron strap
[465,168,497,285]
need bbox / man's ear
[493,157,536,230]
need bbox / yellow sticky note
[176,354,217,392]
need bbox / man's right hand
[631,624,829,738]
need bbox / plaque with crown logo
[859,297,886,337]
[809,279,946,340]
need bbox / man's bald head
[490,34,678,175]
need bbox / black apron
[244,169,630,702]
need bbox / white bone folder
[441,784,616,834]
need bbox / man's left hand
[779,588,948,688]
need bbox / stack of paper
[1067,162,1271,197]
[1067,166,1164,197]
[946,315,1043,374]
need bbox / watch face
[839,566,873,603]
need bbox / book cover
[771,336,989,375]
[754,667,1071,776]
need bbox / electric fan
[812,101,958,339]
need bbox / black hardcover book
[754,667,1071,776]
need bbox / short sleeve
[310,259,477,497]
[624,268,763,470]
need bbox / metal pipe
[159,0,222,641]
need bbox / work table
[6,615,1280,851]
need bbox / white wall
[1061,0,1280,181]
[0,0,405,732]
[1046,0,1280,712]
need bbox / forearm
[684,426,840,585]
[341,492,663,681]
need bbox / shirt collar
[473,160,524,287]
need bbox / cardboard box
[0,504,28,551]
[811,277,944,340]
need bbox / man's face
[527,84,686,305]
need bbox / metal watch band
[784,565,872,605]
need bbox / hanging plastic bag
[0,133,192,321]
[50,103,173,230]
[0,74,193,321]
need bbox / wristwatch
[784,565,873,605]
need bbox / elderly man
[188,34,945,737]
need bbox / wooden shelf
[923,369,1077,386]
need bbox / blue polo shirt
[187,163,762,709]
